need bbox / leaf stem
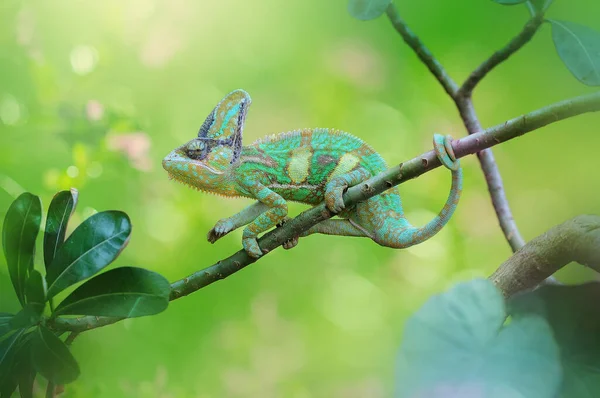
[385,3,458,97]
[49,91,600,334]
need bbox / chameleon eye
[186,140,207,160]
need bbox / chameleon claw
[207,219,235,243]
[325,187,345,213]
[276,217,299,250]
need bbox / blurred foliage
[0,0,599,396]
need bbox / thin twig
[385,3,458,97]
[457,13,545,99]
[49,91,600,334]
[456,98,526,251]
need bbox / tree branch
[385,3,458,97]
[457,13,545,99]
[49,91,600,334]
[490,215,600,298]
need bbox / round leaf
[45,211,132,299]
[348,0,391,21]
[43,189,78,270]
[550,20,600,86]
[491,0,527,4]
[395,279,561,398]
[31,326,79,385]
[54,267,170,318]
[510,283,600,397]
[2,193,42,306]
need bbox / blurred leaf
[550,20,600,86]
[46,211,132,299]
[31,326,79,385]
[54,267,170,318]
[491,0,527,4]
[0,314,12,338]
[510,283,600,397]
[0,329,24,394]
[25,270,45,305]
[2,193,42,306]
[395,279,561,398]
[9,304,43,330]
[44,189,78,270]
[348,0,391,21]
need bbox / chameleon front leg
[240,181,288,258]
[207,201,269,244]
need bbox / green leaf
[9,304,43,330]
[0,314,12,338]
[25,270,45,305]
[491,0,527,5]
[54,267,170,318]
[2,193,42,306]
[395,279,561,398]
[0,329,25,393]
[510,283,600,397]
[46,210,132,299]
[43,189,78,270]
[550,20,600,86]
[17,365,35,398]
[31,326,79,384]
[347,0,391,21]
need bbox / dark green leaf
[491,0,527,5]
[46,211,132,299]
[31,326,79,384]
[510,283,600,397]
[2,193,42,306]
[54,266,170,318]
[0,329,25,392]
[347,0,391,21]
[25,270,45,305]
[44,189,78,270]
[0,314,12,339]
[396,279,561,398]
[9,304,43,330]
[17,365,35,398]
[550,20,600,86]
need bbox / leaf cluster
[0,191,170,396]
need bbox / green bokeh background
[1,0,599,396]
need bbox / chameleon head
[162,89,251,192]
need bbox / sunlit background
[1,0,599,396]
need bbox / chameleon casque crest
[163,89,462,258]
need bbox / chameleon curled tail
[365,134,462,249]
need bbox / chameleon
[163,89,462,258]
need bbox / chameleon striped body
[163,89,462,258]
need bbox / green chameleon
[163,89,462,258]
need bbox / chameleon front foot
[242,237,264,258]
[207,219,236,243]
